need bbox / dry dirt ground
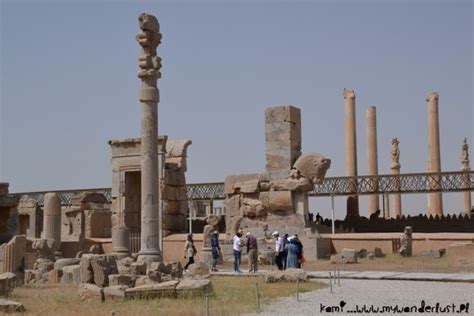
[8,276,324,316]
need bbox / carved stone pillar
[461,138,471,217]
[43,192,62,258]
[390,138,402,218]
[366,106,379,216]
[426,92,443,216]
[136,13,162,261]
[343,88,359,218]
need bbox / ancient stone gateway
[223,105,331,243]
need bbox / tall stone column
[366,106,379,216]
[43,192,62,256]
[343,88,359,217]
[461,138,471,217]
[390,138,402,218]
[426,91,443,216]
[136,13,162,261]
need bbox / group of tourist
[272,231,305,270]
[183,229,305,274]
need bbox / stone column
[426,91,443,216]
[343,88,359,217]
[390,138,402,218]
[461,138,471,217]
[43,192,62,257]
[383,193,390,219]
[136,13,162,261]
[366,106,379,216]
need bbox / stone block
[0,299,25,313]
[146,262,162,283]
[108,274,133,287]
[48,269,62,284]
[54,258,81,271]
[268,191,293,211]
[116,257,133,275]
[164,170,186,186]
[85,210,111,238]
[104,285,128,299]
[270,178,313,192]
[78,283,104,301]
[61,265,81,285]
[184,262,210,278]
[124,280,179,299]
[165,157,187,171]
[91,255,118,287]
[176,279,213,297]
[134,276,153,287]
[374,247,385,258]
[224,174,259,194]
[80,254,98,284]
[239,180,260,193]
[0,273,17,297]
[224,195,240,217]
[341,249,358,263]
[165,140,192,158]
[263,268,307,283]
[131,261,147,276]
[264,106,287,124]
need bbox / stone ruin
[108,137,192,238]
[222,105,331,259]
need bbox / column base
[137,249,162,264]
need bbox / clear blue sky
[1,0,472,218]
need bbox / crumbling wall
[162,140,192,236]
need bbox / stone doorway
[18,214,29,235]
[124,171,141,233]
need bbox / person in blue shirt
[210,231,221,272]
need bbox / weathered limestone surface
[343,88,359,217]
[125,280,179,299]
[61,265,81,285]
[460,138,471,217]
[263,269,308,283]
[16,195,42,238]
[0,272,17,297]
[0,235,26,273]
[366,106,379,216]
[265,106,302,179]
[0,299,25,313]
[137,12,162,261]
[399,226,413,257]
[390,138,402,218]
[175,279,212,297]
[426,91,443,216]
[43,193,61,248]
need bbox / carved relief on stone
[137,13,162,81]
[391,138,401,170]
[461,138,469,167]
[342,88,356,99]
[292,153,331,184]
[426,91,439,102]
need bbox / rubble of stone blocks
[263,268,308,283]
[62,192,111,242]
[69,255,213,301]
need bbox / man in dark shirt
[246,232,258,273]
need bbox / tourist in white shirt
[272,231,284,270]
[233,232,243,273]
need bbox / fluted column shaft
[426,92,443,216]
[366,106,379,216]
[343,89,359,217]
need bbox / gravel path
[247,279,474,316]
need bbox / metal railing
[9,170,473,205]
